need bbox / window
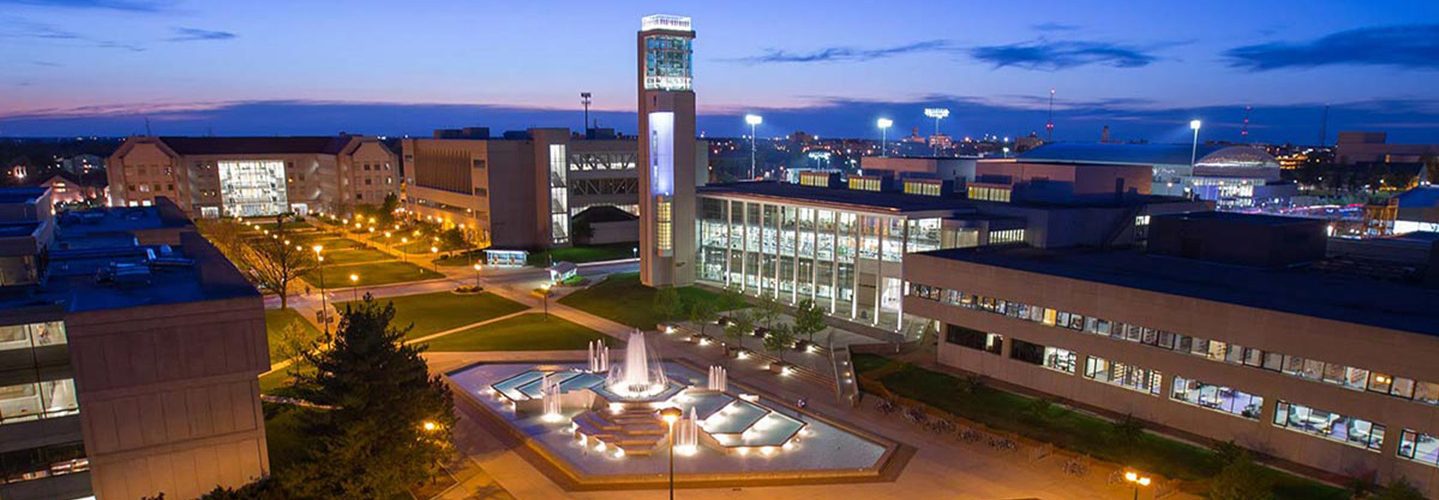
[1171,377,1263,419]
[944,324,1001,355]
[1398,429,1439,468]
[1010,339,1045,365]
[1273,400,1384,451]
[1084,356,1161,395]
[0,378,78,425]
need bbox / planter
[794,339,812,351]
[451,286,484,295]
[767,361,790,374]
[751,327,769,338]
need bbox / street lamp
[312,245,328,336]
[876,118,894,157]
[349,273,359,301]
[659,406,684,500]
[1189,119,1202,168]
[745,114,763,179]
[539,283,551,319]
[472,262,483,289]
[400,237,409,262]
[1124,470,1152,500]
[430,246,439,273]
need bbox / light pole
[349,273,359,301]
[659,406,683,500]
[312,245,328,336]
[876,118,893,157]
[472,262,483,289]
[1124,470,1152,500]
[1189,119,1202,168]
[540,283,551,319]
[430,246,439,273]
[924,108,949,155]
[400,237,408,262]
[745,114,763,179]
[580,92,593,131]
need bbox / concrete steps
[573,408,668,455]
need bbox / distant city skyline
[1,0,1437,143]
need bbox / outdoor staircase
[572,407,668,455]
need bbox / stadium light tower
[580,92,593,131]
[1189,119,1203,167]
[876,118,893,157]
[745,114,763,179]
[924,107,950,155]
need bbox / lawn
[342,291,528,340]
[303,261,443,288]
[263,402,312,475]
[434,250,485,267]
[322,247,391,265]
[264,308,322,362]
[311,237,362,250]
[527,243,636,266]
[557,272,742,330]
[852,354,1345,499]
[423,313,613,352]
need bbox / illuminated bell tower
[638,14,696,288]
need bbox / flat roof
[0,187,48,203]
[919,246,1439,337]
[698,181,1204,213]
[1155,211,1324,226]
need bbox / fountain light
[595,441,607,451]
[676,444,698,456]
[736,447,750,456]
[760,446,776,456]
[782,441,795,451]
[542,412,565,423]
[609,402,624,414]
[612,448,625,458]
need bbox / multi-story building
[1020,143,1293,208]
[107,135,399,218]
[0,188,269,499]
[694,159,1209,336]
[904,211,1439,495]
[402,127,701,250]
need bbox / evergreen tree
[1206,447,1274,500]
[281,296,455,498]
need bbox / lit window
[1273,400,1384,451]
[1171,377,1263,419]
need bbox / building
[0,189,269,499]
[572,205,639,246]
[969,159,1151,203]
[694,161,1209,335]
[859,156,977,184]
[107,135,399,218]
[1393,186,1439,234]
[904,212,1439,496]
[59,155,104,177]
[1020,143,1291,208]
[1336,132,1439,165]
[402,127,692,250]
[638,14,699,287]
[31,171,108,207]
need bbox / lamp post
[312,245,328,336]
[472,262,483,289]
[540,283,551,319]
[924,108,949,155]
[659,406,683,500]
[430,246,439,273]
[400,237,408,262]
[349,273,359,302]
[876,118,893,157]
[1189,119,1202,168]
[745,114,763,179]
[1124,470,1152,500]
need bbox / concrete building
[1337,132,1439,165]
[860,156,977,184]
[401,127,694,250]
[694,161,1209,335]
[31,171,108,207]
[1393,186,1439,235]
[107,135,399,218]
[1020,143,1291,208]
[904,212,1439,496]
[638,14,699,287]
[0,189,268,499]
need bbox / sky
[1,0,1437,144]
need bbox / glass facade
[1084,356,1162,395]
[1274,401,1385,451]
[1171,377,1263,420]
[0,379,78,425]
[643,35,692,91]
[548,144,569,245]
[218,159,287,216]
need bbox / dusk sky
[2,0,1437,144]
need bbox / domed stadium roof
[1019,143,1279,180]
[1194,146,1281,170]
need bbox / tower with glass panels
[637,14,697,287]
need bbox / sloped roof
[157,136,353,155]
[573,205,638,224]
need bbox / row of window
[911,285,1439,409]
[0,321,66,353]
[968,185,1012,203]
[948,329,1397,454]
[0,379,78,426]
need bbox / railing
[831,345,861,407]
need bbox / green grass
[303,261,443,287]
[527,243,636,266]
[263,402,312,475]
[434,250,486,267]
[322,247,392,265]
[557,272,741,330]
[342,291,528,340]
[423,313,613,352]
[264,308,322,362]
[311,237,362,250]
[852,354,1345,499]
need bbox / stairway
[572,407,668,455]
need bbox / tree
[652,287,686,326]
[440,227,468,251]
[379,192,400,226]
[753,293,782,330]
[196,218,246,262]
[720,283,747,310]
[242,221,315,310]
[1206,447,1274,500]
[791,299,826,343]
[723,311,754,352]
[688,298,718,339]
[281,296,455,498]
[1371,478,1426,500]
[763,323,796,364]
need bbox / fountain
[605,330,668,398]
[707,365,727,392]
[541,372,563,421]
[674,407,699,455]
[587,339,610,373]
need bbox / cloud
[1224,24,1439,71]
[0,17,145,50]
[725,40,955,64]
[1032,22,1080,32]
[0,0,168,12]
[969,40,1157,70]
[168,27,237,42]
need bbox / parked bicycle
[959,428,982,443]
[875,399,897,415]
[904,407,928,425]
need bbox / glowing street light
[745,114,763,179]
[1189,119,1203,168]
[659,406,684,500]
[540,283,552,319]
[876,118,894,157]
[1124,470,1152,500]
[312,244,329,336]
[472,262,483,289]
[349,273,360,301]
